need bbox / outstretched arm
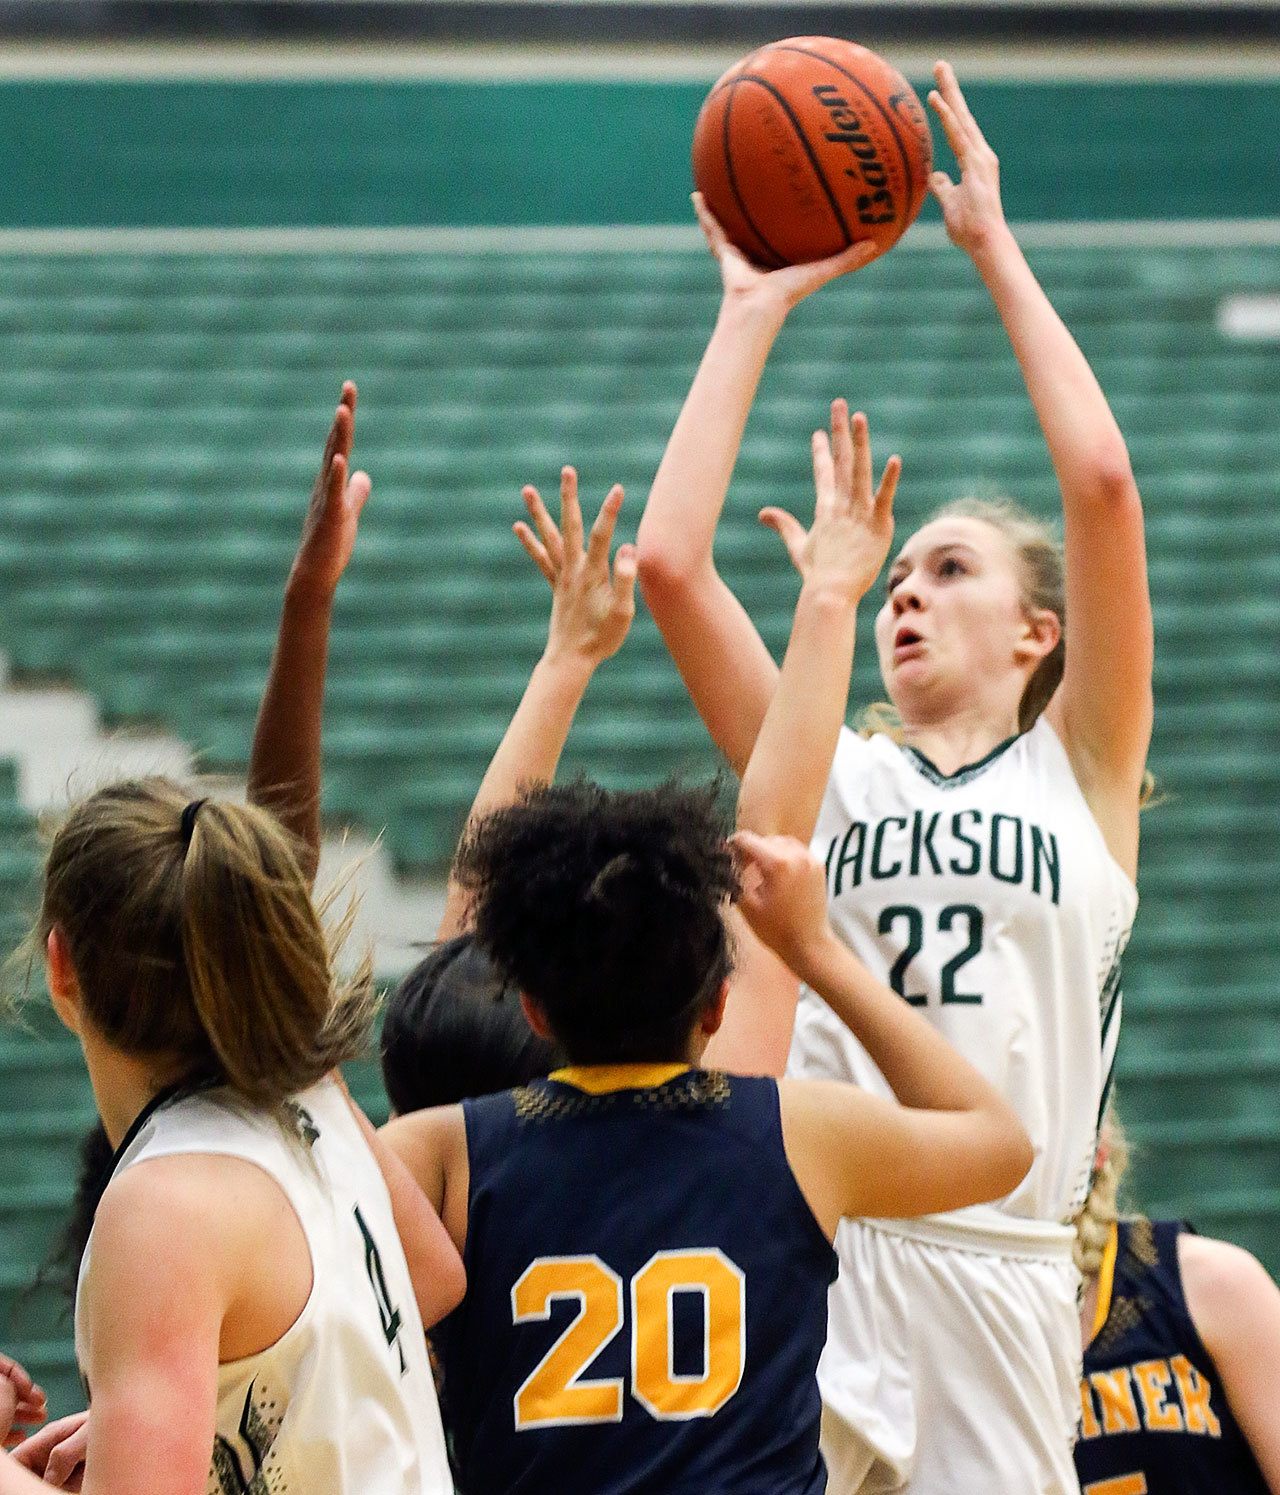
[734,832,1032,1235]
[737,402,899,843]
[637,196,879,775]
[435,469,637,939]
[930,63,1153,873]
[248,382,371,886]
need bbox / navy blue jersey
[434,1065,837,1495]
[1075,1219,1268,1494]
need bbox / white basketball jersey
[76,1077,453,1495]
[788,718,1137,1246]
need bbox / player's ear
[699,980,731,1037]
[519,991,555,1042]
[1015,606,1061,667]
[46,925,83,1035]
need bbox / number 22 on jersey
[511,1250,745,1429]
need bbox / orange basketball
[691,38,933,268]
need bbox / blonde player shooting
[638,62,1153,1494]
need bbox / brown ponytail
[35,778,374,1108]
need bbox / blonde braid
[1072,1112,1131,1278]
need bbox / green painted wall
[5,77,1279,227]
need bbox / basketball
[691,37,934,268]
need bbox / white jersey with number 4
[76,1077,453,1495]
[789,716,1137,1245]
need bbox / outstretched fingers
[829,399,854,509]
[520,482,565,575]
[851,409,874,510]
[874,453,903,522]
[611,541,638,611]
[811,427,837,517]
[759,506,809,573]
[558,465,585,560]
[585,484,625,576]
[513,519,556,584]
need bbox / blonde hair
[33,778,375,1109]
[863,497,1064,739]
[1072,1110,1132,1278]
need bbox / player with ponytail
[3,391,463,1495]
[1074,1114,1280,1493]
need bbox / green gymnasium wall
[5,77,1280,227]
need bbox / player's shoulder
[1178,1231,1280,1355]
[1179,1232,1277,1310]
[92,1152,273,1287]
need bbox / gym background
[1,0,1278,1418]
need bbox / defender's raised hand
[515,467,637,668]
[759,400,900,603]
[288,381,373,603]
[928,62,1007,256]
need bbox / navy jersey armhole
[740,1075,839,1272]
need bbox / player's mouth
[893,625,926,661]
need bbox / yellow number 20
[512,1249,746,1430]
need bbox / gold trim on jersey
[1092,1220,1120,1342]
[549,1064,691,1095]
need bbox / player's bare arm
[636,195,878,776]
[1179,1234,1280,1489]
[435,467,637,939]
[737,402,900,843]
[382,1105,472,1258]
[931,62,1153,874]
[344,1090,465,1328]
[72,1164,232,1495]
[247,381,372,885]
[732,831,1032,1237]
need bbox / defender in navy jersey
[384,783,1031,1495]
[1077,1218,1277,1493]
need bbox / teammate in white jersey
[637,61,1153,1493]
[2,778,461,1495]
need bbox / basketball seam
[720,81,788,270]
[734,72,853,249]
[770,44,919,216]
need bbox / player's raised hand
[730,830,835,977]
[0,1353,45,1449]
[928,61,1007,256]
[693,192,881,313]
[759,400,900,602]
[11,1411,87,1488]
[515,467,637,667]
[288,381,373,604]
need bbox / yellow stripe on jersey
[1092,1221,1120,1343]
[550,1064,691,1095]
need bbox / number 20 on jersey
[512,1249,746,1429]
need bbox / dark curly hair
[381,934,560,1114]
[453,780,738,1065]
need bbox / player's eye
[937,556,967,579]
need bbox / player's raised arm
[435,468,637,940]
[248,382,372,886]
[636,196,878,775]
[733,831,1032,1234]
[930,62,1153,873]
[736,402,899,842]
